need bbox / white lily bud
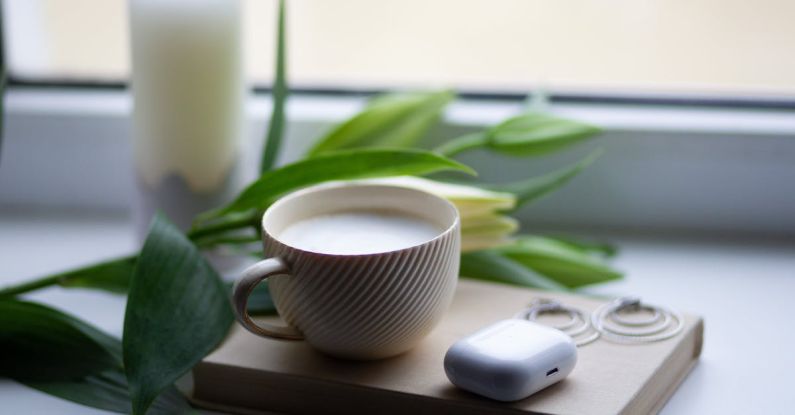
[353,176,519,252]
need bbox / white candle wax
[129,0,244,193]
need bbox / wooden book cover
[191,280,703,415]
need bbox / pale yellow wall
[30,0,795,96]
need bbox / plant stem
[0,275,60,298]
[195,234,261,249]
[186,211,259,240]
[0,212,259,298]
[259,0,288,173]
[434,132,488,157]
[0,255,137,298]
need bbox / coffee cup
[231,183,460,360]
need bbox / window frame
[2,84,794,237]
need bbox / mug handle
[231,257,304,340]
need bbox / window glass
[4,0,795,98]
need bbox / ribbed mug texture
[245,183,462,360]
[265,223,460,359]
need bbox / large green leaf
[495,236,622,288]
[202,148,475,220]
[460,250,566,291]
[123,214,233,415]
[0,300,120,381]
[260,0,288,173]
[24,367,192,414]
[307,90,454,156]
[436,113,600,157]
[26,370,132,414]
[2,300,192,413]
[482,150,602,208]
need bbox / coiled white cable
[515,299,599,347]
[518,297,684,346]
[590,297,684,344]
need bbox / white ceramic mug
[231,183,461,360]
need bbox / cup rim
[261,182,460,257]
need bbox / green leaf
[495,236,622,288]
[26,370,132,414]
[488,112,601,156]
[0,300,120,381]
[3,299,192,413]
[188,211,260,241]
[460,250,566,291]
[124,214,233,415]
[260,0,288,173]
[482,149,602,208]
[24,369,192,414]
[545,235,617,258]
[436,113,600,157]
[194,233,260,249]
[204,148,475,220]
[307,90,454,156]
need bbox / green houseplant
[0,1,619,413]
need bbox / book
[191,279,703,414]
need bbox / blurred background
[6,0,795,98]
[2,0,794,238]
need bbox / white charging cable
[517,297,684,346]
[515,299,599,347]
[590,297,684,344]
